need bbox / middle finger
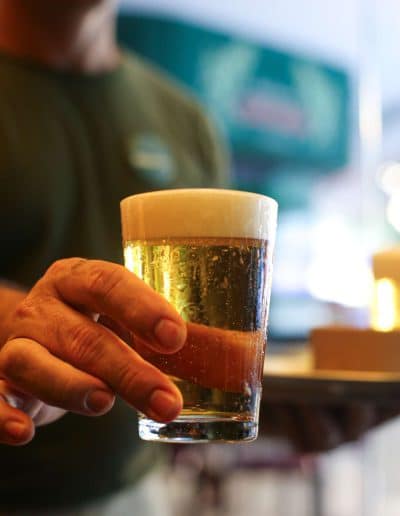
[12,299,182,422]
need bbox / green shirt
[0,51,229,510]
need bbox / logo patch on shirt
[128,133,176,186]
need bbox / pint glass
[121,189,277,443]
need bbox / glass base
[139,415,258,443]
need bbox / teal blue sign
[118,14,350,169]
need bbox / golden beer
[121,189,277,442]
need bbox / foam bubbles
[121,189,278,241]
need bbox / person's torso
[0,51,228,510]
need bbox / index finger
[41,258,187,354]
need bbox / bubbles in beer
[124,237,270,440]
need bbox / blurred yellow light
[124,244,142,277]
[371,278,397,331]
[162,271,171,301]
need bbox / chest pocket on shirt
[127,133,177,188]
[125,132,208,190]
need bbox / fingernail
[154,319,186,351]
[149,389,182,422]
[5,420,28,441]
[85,389,115,414]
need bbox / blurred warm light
[378,161,400,195]
[162,271,171,301]
[386,193,400,232]
[124,245,141,276]
[306,217,373,307]
[371,278,397,331]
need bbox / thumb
[1,380,67,428]
[0,380,35,445]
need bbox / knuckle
[46,258,69,276]
[85,264,124,299]
[47,258,87,277]
[10,295,58,338]
[116,359,163,399]
[116,361,143,395]
[13,297,38,323]
[68,324,104,365]
[0,341,27,381]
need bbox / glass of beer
[120,189,277,443]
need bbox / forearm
[0,281,27,346]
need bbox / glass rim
[121,188,278,241]
[121,188,278,210]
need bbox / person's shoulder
[123,51,207,121]
[122,51,231,187]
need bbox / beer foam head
[121,189,278,241]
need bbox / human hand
[0,258,187,446]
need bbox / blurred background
[118,0,400,341]
[116,1,400,515]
